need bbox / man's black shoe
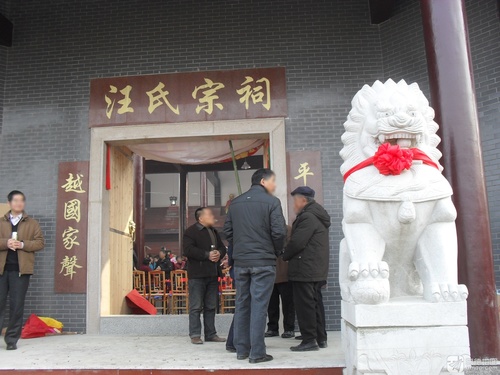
[295,335,303,340]
[318,341,328,349]
[6,344,17,351]
[290,341,319,352]
[226,346,237,353]
[249,354,274,363]
[264,330,279,337]
[237,354,249,360]
[281,331,295,338]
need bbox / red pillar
[421,0,500,359]
[133,154,145,265]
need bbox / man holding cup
[0,190,45,350]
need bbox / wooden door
[108,146,134,314]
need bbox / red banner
[89,67,287,127]
[54,161,89,293]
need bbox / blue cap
[291,186,315,198]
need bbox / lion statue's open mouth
[376,132,420,148]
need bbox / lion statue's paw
[423,283,469,303]
[348,261,390,304]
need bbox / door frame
[86,118,287,334]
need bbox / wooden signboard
[89,67,287,127]
[54,161,89,293]
[286,151,324,224]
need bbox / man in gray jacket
[224,168,286,364]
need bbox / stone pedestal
[342,298,470,375]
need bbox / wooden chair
[133,270,147,298]
[170,270,189,314]
[219,272,236,314]
[148,270,168,315]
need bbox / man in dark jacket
[223,168,287,364]
[183,207,226,345]
[156,249,173,274]
[283,186,331,352]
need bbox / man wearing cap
[283,186,331,352]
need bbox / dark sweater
[5,221,19,272]
[183,223,226,279]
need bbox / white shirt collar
[9,213,23,225]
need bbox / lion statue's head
[340,79,442,176]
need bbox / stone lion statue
[339,79,468,304]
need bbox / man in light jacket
[0,191,45,350]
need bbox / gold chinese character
[146,82,180,115]
[62,226,80,250]
[104,85,134,119]
[294,162,314,185]
[64,199,81,223]
[192,78,225,114]
[60,255,82,279]
[237,76,271,110]
[61,173,85,193]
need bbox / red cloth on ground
[125,289,157,315]
[21,314,53,339]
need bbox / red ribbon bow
[343,143,439,182]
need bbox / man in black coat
[183,207,227,345]
[156,249,173,274]
[283,186,331,352]
[224,168,287,364]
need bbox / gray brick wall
[0,0,384,332]
[0,47,6,134]
[0,0,497,333]
[379,0,430,97]
[380,0,500,288]
[466,0,500,290]
[0,0,8,135]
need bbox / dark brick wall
[0,0,497,333]
[466,0,500,290]
[0,0,9,134]
[380,0,500,289]
[0,0,384,332]
[0,47,6,134]
[379,0,429,97]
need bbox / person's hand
[12,240,23,250]
[209,250,220,262]
[7,239,16,250]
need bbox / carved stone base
[342,298,470,375]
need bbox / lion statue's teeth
[397,139,412,148]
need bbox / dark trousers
[292,281,327,344]
[267,281,295,332]
[188,277,219,339]
[226,315,235,350]
[315,281,327,341]
[0,271,30,345]
[234,265,276,360]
